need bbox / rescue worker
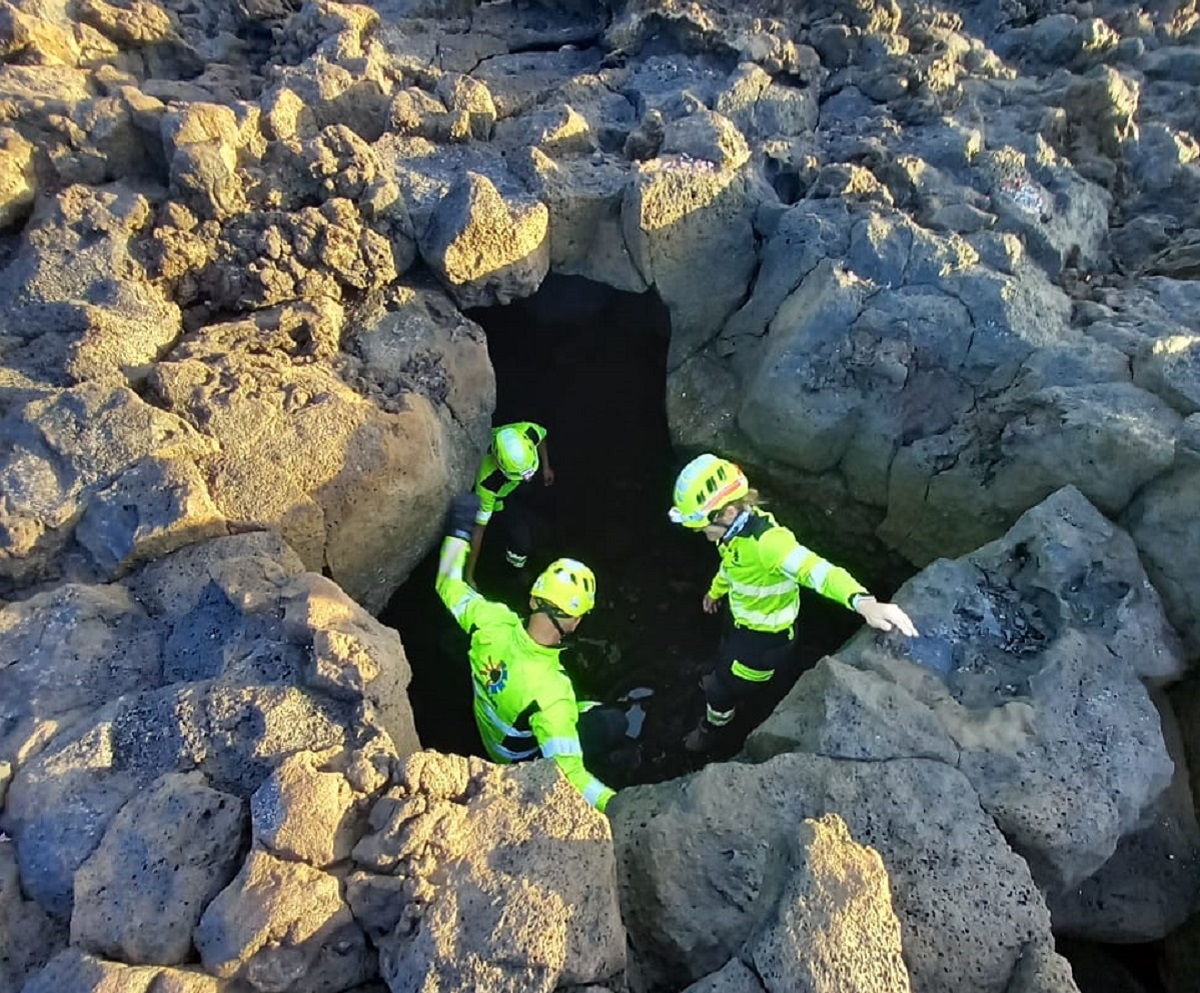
[466,421,554,587]
[669,453,919,752]
[436,492,617,812]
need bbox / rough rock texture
[1045,689,1200,942]
[194,849,374,992]
[71,773,247,965]
[22,949,233,993]
[418,171,551,309]
[0,186,182,394]
[1124,416,1200,653]
[250,751,358,867]
[3,0,1200,988]
[360,752,626,993]
[740,813,911,993]
[0,383,217,590]
[146,300,459,613]
[1003,943,1081,993]
[749,487,1186,904]
[611,754,1055,993]
[1,532,414,921]
[0,842,67,993]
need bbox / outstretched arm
[770,532,919,637]
[436,494,487,632]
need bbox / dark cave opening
[382,274,866,786]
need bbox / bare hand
[542,467,555,486]
[702,594,720,614]
[855,598,919,637]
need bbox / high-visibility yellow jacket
[434,536,614,811]
[708,508,867,634]
[473,422,547,526]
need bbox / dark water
[383,275,865,786]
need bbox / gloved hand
[445,492,481,541]
[854,596,920,638]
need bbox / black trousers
[702,623,795,725]
[495,485,542,565]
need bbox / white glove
[854,597,919,638]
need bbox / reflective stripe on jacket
[707,509,867,633]
[434,537,614,811]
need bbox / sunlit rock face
[0,0,1199,990]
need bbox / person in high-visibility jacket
[466,421,554,587]
[669,453,920,752]
[436,492,616,811]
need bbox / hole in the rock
[1057,936,1169,993]
[381,274,864,786]
[765,159,803,205]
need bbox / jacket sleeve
[530,699,615,812]
[765,529,867,609]
[706,567,731,601]
[434,536,506,632]
[474,477,499,525]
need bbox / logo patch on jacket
[485,659,508,694]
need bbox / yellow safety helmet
[669,453,748,529]
[530,558,596,617]
[493,427,539,481]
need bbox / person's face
[701,505,739,543]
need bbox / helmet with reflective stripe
[493,427,539,481]
[669,453,749,529]
[530,558,596,617]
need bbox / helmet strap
[532,600,573,643]
[718,508,752,545]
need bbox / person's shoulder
[757,514,801,554]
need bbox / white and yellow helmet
[668,454,749,529]
[493,427,539,481]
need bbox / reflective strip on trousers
[730,660,774,683]
[706,705,735,726]
[730,602,798,630]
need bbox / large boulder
[0,383,216,591]
[750,487,1185,897]
[741,813,911,993]
[21,949,233,993]
[0,843,66,993]
[611,753,1055,993]
[71,773,248,965]
[361,752,626,993]
[1044,690,1200,942]
[194,849,374,993]
[1,532,415,921]
[250,751,358,867]
[1124,417,1200,653]
[622,111,759,368]
[0,581,164,765]
[0,184,182,387]
[418,171,551,309]
[340,282,495,496]
[148,301,461,613]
